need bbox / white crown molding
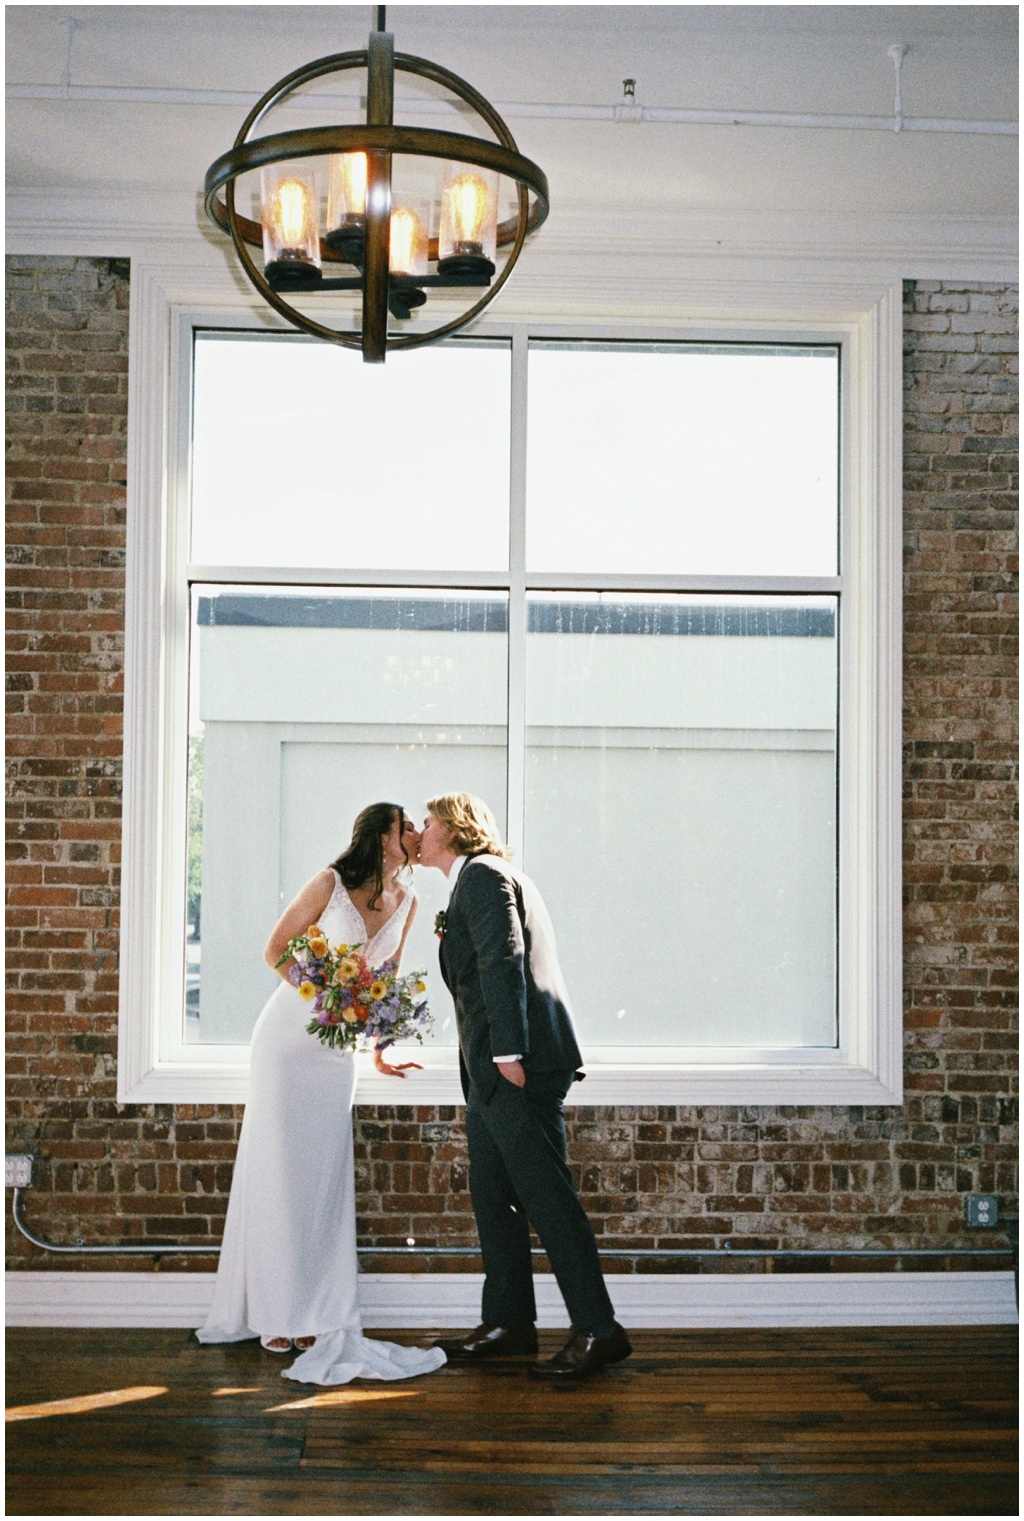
[6,1270,1018,1330]
[4,190,1018,282]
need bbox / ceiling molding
[5,190,1017,286]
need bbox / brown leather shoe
[528,1325,632,1380]
[434,1323,539,1359]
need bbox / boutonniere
[434,909,448,941]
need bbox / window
[119,283,902,1106]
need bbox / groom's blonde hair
[426,793,512,860]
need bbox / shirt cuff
[493,1054,522,1063]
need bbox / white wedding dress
[196,869,446,1385]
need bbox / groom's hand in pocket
[497,1059,526,1088]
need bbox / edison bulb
[328,152,367,227]
[259,164,320,277]
[438,163,498,267]
[445,172,488,247]
[389,204,426,276]
[272,178,313,247]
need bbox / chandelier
[203,7,549,363]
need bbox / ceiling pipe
[5,82,1017,136]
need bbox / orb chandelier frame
[203,9,550,363]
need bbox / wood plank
[3,1470,1019,1517]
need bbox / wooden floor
[5,1326,1018,1516]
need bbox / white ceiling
[5,5,1019,224]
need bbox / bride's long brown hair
[329,803,409,910]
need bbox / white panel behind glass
[186,586,507,1043]
[524,594,838,1047]
[526,345,839,576]
[191,337,511,570]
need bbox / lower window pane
[185,586,508,1045]
[524,594,838,1048]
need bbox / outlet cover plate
[5,1154,33,1188]
[965,1193,999,1227]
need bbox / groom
[418,792,631,1380]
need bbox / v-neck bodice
[319,869,413,965]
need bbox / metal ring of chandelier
[203,31,550,362]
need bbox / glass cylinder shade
[438,164,498,270]
[389,196,429,278]
[327,152,367,233]
[260,164,321,275]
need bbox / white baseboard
[6,1270,1017,1330]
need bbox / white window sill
[118,1047,901,1107]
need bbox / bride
[196,802,446,1385]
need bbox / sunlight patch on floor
[265,1388,422,1411]
[6,1386,168,1423]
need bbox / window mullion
[185,566,513,590]
[525,573,843,595]
[506,326,528,865]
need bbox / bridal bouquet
[277,926,432,1053]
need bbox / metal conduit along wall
[11,1190,1016,1263]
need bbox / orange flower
[308,937,329,959]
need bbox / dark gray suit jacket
[437,854,584,1102]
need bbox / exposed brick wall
[5,262,1018,1273]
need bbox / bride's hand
[373,1047,423,1079]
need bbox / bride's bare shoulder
[309,867,338,904]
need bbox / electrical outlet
[5,1154,33,1189]
[965,1193,999,1227]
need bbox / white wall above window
[114,256,902,1108]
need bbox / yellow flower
[297,981,316,1001]
[342,1007,360,1024]
[413,979,426,994]
[369,980,388,1001]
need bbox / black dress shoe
[528,1325,632,1380]
[434,1323,539,1359]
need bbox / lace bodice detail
[318,869,414,966]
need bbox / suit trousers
[465,1072,616,1336]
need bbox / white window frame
[118,261,902,1108]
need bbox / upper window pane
[191,336,511,571]
[526,343,839,577]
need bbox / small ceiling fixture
[204,6,549,363]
